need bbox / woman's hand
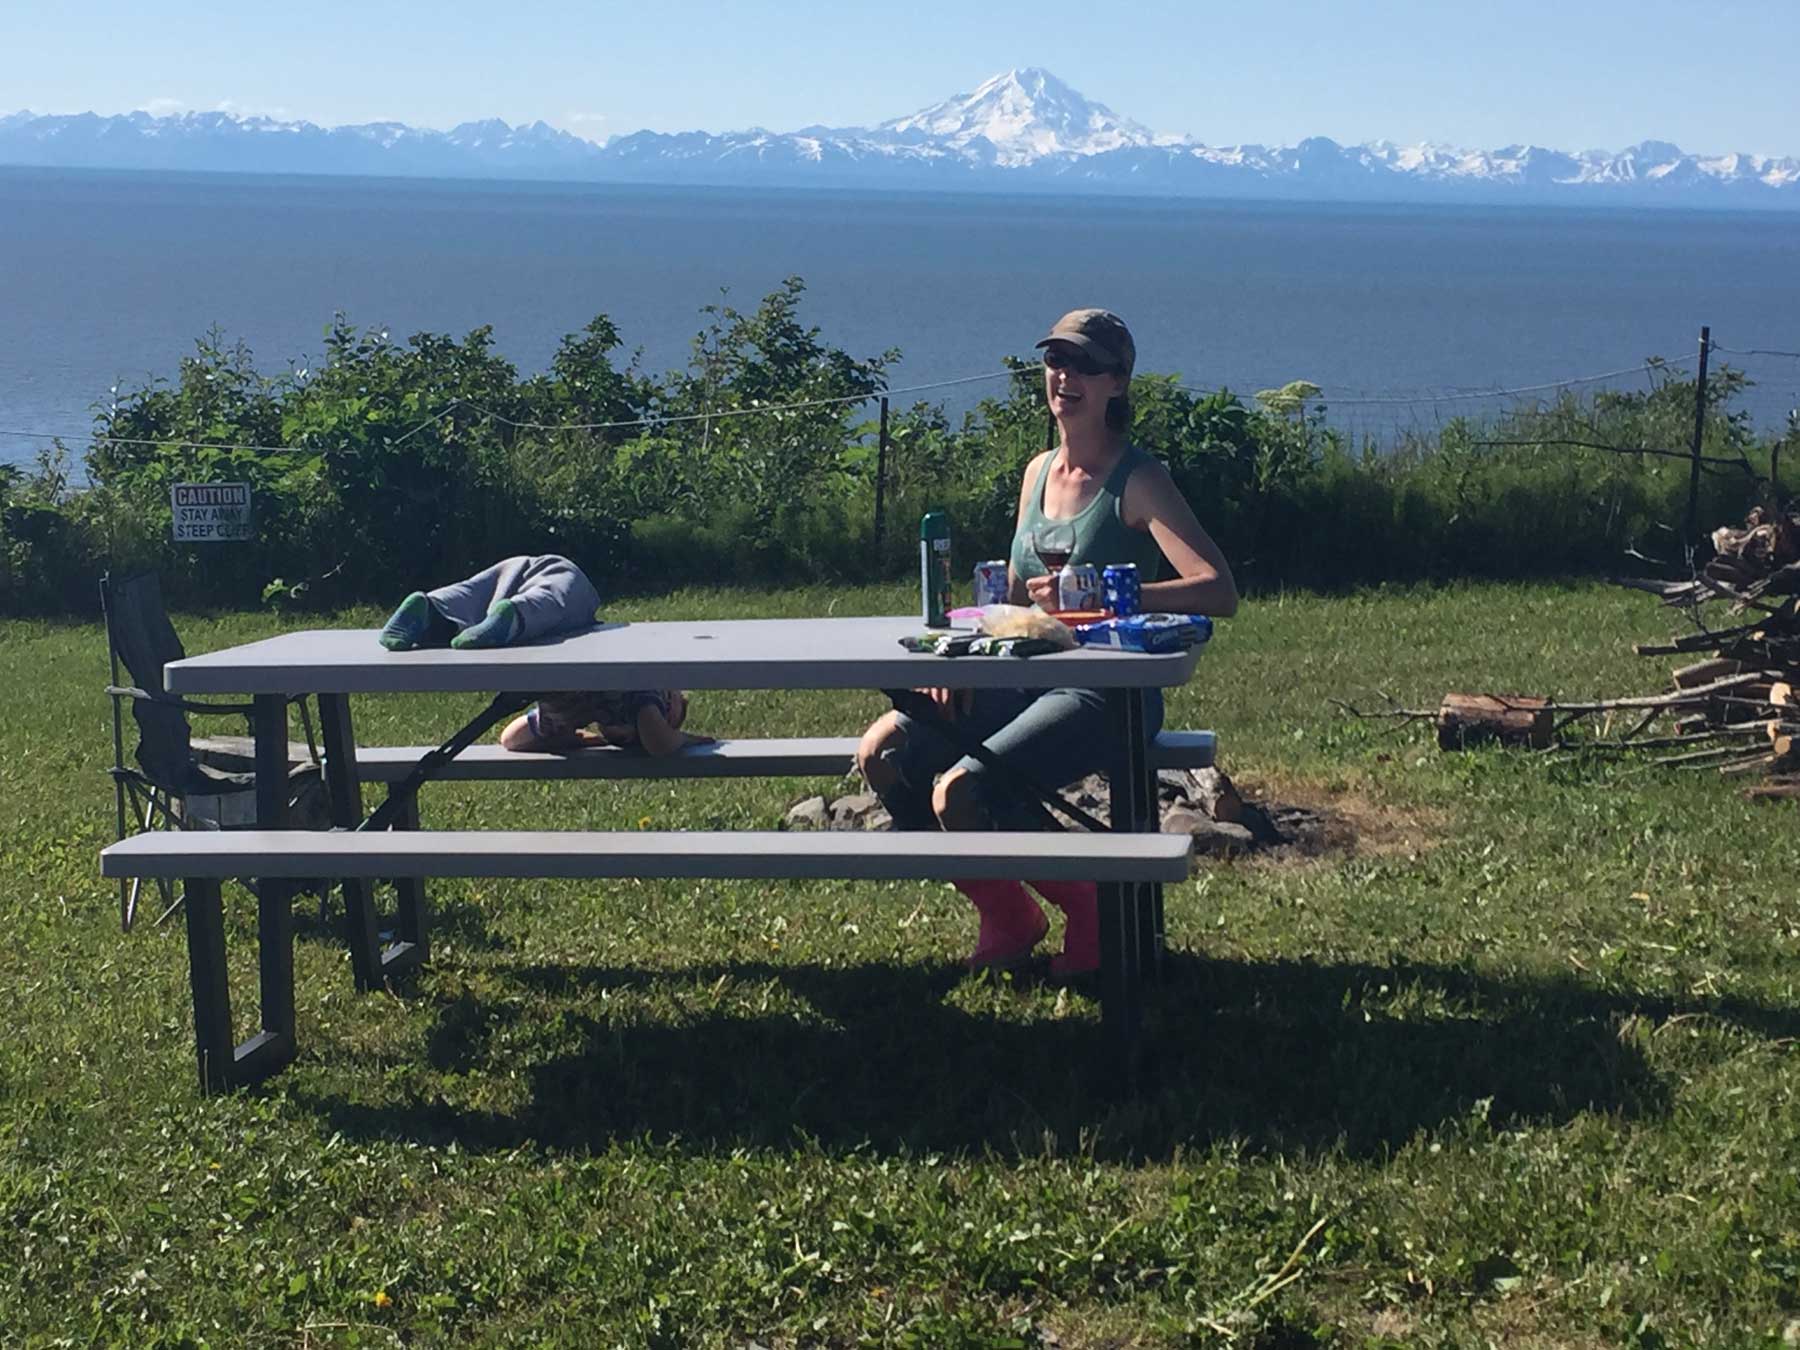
[1024,572,1060,610]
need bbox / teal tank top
[1008,446,1165,584]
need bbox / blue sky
[3,0,1796,153]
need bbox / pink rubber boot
[1029,879,1099,978]
[955,880,1048,970]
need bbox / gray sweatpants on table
[426,555,600,642]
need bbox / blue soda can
[972,560,1010,608]
[1103,563,1141,616]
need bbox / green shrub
[2,281,1786,617]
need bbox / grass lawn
[2,580,1797,1348]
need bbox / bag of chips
[1072,613,1213,653]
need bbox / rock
[1189,820,1257,856]
[788,762,1327,857]
[1157,768,1194,801]
[828,792,881,830]
[785,796,829,830]
[1159,806,1210,836]
[1162,805,1254,855]
[1068,773,1107,810]
[1188,767,1245,824]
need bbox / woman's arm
[1010,450,1062,610]
[1122,459,1240,617]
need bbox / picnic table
[103,615,1202,1093]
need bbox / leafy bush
[3,279,1789,616]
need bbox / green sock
[378,592,435,650]
[451,598,524,649]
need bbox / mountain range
[4,69,1796,207]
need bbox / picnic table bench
[100,616,1208,1096]
[346,730,1215,784]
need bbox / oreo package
[1072,613,1213,653]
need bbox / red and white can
[972,560,1010,608]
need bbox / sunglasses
[1042,346,1117,376]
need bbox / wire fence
[1,331,1793,466]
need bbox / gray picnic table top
[164,616,1201,696]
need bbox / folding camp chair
[100,571,321,931]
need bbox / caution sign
[171,483,254,543]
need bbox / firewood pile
[1612,505,1800,795]
[1341,505,1800,798]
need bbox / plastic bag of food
[976,604,1078,650]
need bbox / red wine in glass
[1033,524,1075,574]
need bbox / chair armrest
[105,686,255,717]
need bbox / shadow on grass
[286,947,1800,1162]
[289,887,510,954]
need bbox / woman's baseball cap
[1035,309,1136,377]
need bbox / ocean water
[2,166,1798,471]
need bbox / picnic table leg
[317,693,386,991]
[210,695,299,1088]
[392,793,430,964]
[1112,687,1163,981]
[1100,687,1160,1091]
[171,699,301,1093]
[181,876,233,1092]
[317,693,426,989]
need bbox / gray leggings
[426,555,600,642]
[879,685,1165,831]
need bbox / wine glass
[1031,522,1076,610]
[1032,522,1075,575]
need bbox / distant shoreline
[5,161,1799,218]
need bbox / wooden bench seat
[346,730,1217,784]
[103,829,1188,1093]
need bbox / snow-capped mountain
[3,69,1795,207]
[869,68,1158,165]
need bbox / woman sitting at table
[856,308,1238,977]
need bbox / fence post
[874,396,889,567]
[1685,325,1711,551]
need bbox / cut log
[1436,694,1552,751]
[1672,657,1747,689]
[1772,681,1794,708]
[1634,626,1749,657]
[1719,752,1777,777]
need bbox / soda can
[1102,563,1141,616]
[972,560,1010,608]
[1057,563,1101,611]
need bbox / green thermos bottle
[919,510,952,627]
